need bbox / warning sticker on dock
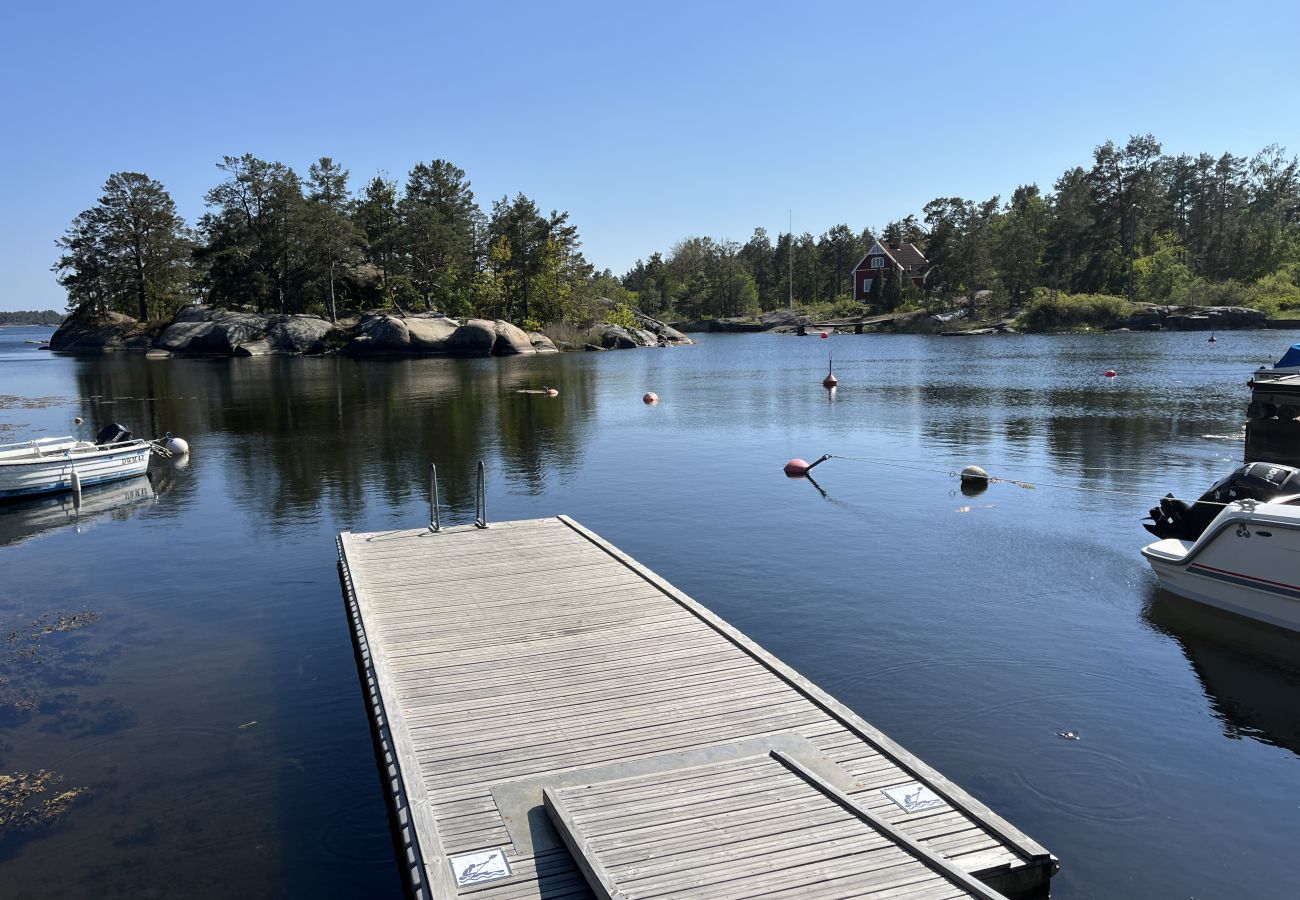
[450,847,512,887]
[882,782,947,814]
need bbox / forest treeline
[54,135,1300,328]
[0,310,61,325]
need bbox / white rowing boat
[0,425,158,499]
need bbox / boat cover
[1275,343,1300,368]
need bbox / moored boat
[1142,462,1300,631]
[1247,343,1300,420]
[0,423,161,499]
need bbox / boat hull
[0,445,152,499]
[1143,503,1300,632]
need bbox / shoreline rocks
[1106,305,1268,331]
[49,304,679,359]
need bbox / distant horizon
[4,0,1299,312]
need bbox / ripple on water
[1011,744,1150,825]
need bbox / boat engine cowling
[95,423,132,446]
[1145,462,1300,541]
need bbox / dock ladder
[428,461,488,533]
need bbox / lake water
[2,323,1299,899]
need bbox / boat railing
[0,436,74,452]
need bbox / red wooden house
[852,239,930,302]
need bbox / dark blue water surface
[2,323,1300,899]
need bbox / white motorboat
[1142,462,1300,631]
[0,423,159,499]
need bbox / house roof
[888,242,927,269]
[851,241,928,273]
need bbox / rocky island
[49,305,691,358]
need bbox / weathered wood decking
[338,517,1057,900]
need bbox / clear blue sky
[3,0,1299,312]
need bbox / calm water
[2,323,1299,899]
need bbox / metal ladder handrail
[475,460,488,528]
[427,461,488,532]
[429,463,441,532]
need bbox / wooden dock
[338,516,1057,899]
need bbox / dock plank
[338,517,1056,898]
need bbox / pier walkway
[338,516,1057,899]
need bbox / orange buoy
[822,373,838,388]
[545,387,559,396]
[1104,369,1117,378]
[820,331,829,339]
[643,392,658,404]
[784,453,832,477]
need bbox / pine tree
[54,172,193,321]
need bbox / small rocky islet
[48,304,692,358]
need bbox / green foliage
[867,271,883,307]
[1176,265,1300,317]
[0,310,62,325]
[1246,264,1300,317]
[881,270,904,310]
[1017,289,1132,331]
[605,301,638,331]
[1133,232,1193,300]
[486,194,590,324]
[401,160,482,314]
[196,154,303,315]
[53,135,1300,331]
[798,297,862,320]
[299,157,366,322]
[54,172,194,321]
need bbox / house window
[863,278,873,293]
[870,257,884,269]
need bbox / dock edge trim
[338,533,458,900]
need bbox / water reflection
[69,357,598,526]
[0,477,161,548]
[1144,589,1300,758]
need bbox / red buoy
[822,373,838,388]
[820,331,829,339]
[643,392,658,404]
[1104,369,1117,378]
[784,458,810,478]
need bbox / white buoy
[164,432,190,456]
[70,469,82,505]
[959,465,990,486]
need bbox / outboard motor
[1145,462,1300,540]
[94,423,132,446]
